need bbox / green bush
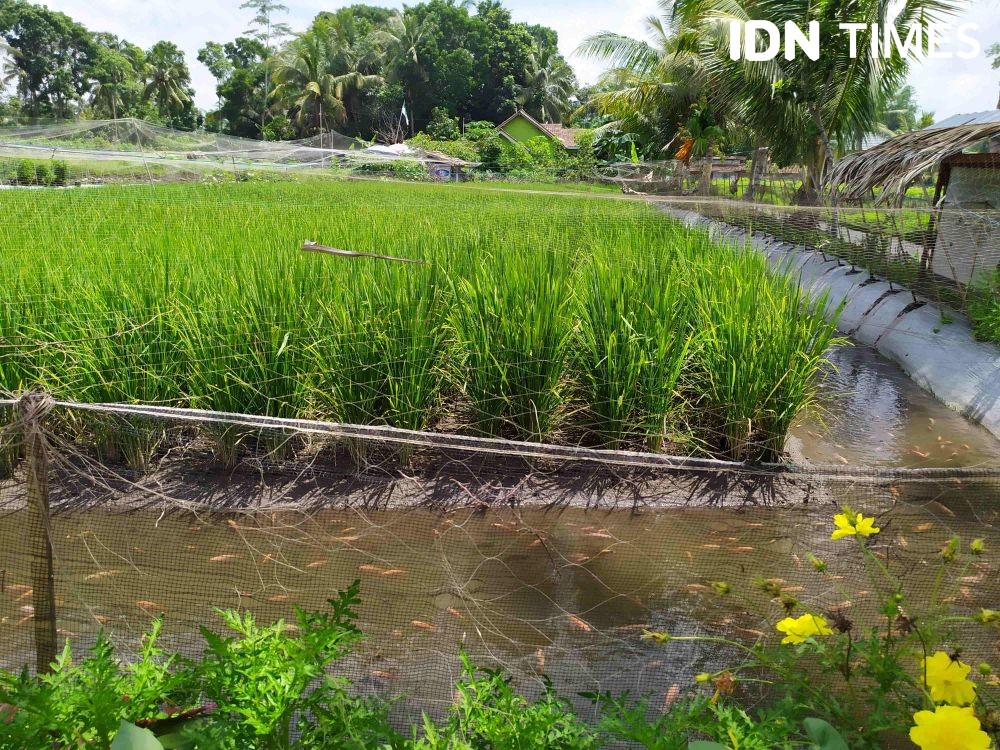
[425,107,460,141]
[34,161,54,186]
[969,270,1000,344]
[353,158,429,181]
[52,160,69,186]
[405,133,479,162]
[15,159,35,185]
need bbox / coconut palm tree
[1,41,23,93]
[378,12,435,135]
[517,40,576,123]
[270,28,381,139]
[668,0,961,198]
[581,0,962,199]
[577,12,711,156]
[142,42,192,118]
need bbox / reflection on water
[1,499,996,717]
[790,345,1000,468]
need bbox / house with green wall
[495,109,581,150]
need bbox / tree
[240,0,291,136]
[0,0,96,117]
[577,13,709,159]
[270,26,381,139]
[876,84,932,136]
[669,0,963,199]
[89,34,146,119]
[517,35,575,123]
[379,11,436,135]
[142,41,195,128]
[199,37,268,138]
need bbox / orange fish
[664,684,680,707]
[411,620,435,631]
[567,615,592,632]
[136,600,163,611]
[305,559,328,569]
[209,554,240,563]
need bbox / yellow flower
[775,613,834,644]
[923,651,978,706]
[831,512,880,540]
[909,705,991,750]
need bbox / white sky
[30,0,1000,120]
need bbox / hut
[826,111,1000,288]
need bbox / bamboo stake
[18,392,57,673]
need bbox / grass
[0,179,839,464]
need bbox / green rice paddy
[0,180,840,463]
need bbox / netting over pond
[0,398,997,724]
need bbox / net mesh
[0,401,998,723]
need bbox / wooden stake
[18,393,57,673]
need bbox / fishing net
[0,118,469,184]
[0,399,998,724]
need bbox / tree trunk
[744,142,768,202]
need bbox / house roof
[827,117,1000,205]
[927,110,1000,129]
[539,122,583,149]
[495,109,581,149]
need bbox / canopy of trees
[0,0,962,186]
[196,1,576,140]
[0,0,196,125]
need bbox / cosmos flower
[909,705,991,750]
[831,512,880,540]
[775,613,834,644]
[923,651,978,706]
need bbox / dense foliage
[199,0,575,140]
[0,0,197,126]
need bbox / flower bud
[807,553,827,573]
[695,672,711,683]
[979,663,992,676]
[970,538,986,555]
[642,630,671,644]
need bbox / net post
[17,392,57,673]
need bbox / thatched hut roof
[827,113,1000,205]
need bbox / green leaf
[688,742,729,750]
[110,720,164,750]
[803,718,849,750]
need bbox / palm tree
[1,41,23,94]
[517,40,576,123]
[142,43,192,119]
[668,0,961,198]
[581,0,961,199]
[378,12,435,135]
[577,10,711,156]
[270,29,381,140]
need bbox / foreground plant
[642,506,998,749]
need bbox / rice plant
[450,248,575,442]
[0,179,842,464]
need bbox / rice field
[0,179,841,463]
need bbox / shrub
[425,107,460,141]
[463,120,495,142]
[34,161,54,186]
[15,159,35,185]
[52,160,69,186]
[405,133,479,162]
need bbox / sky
[35,0,1000,120]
